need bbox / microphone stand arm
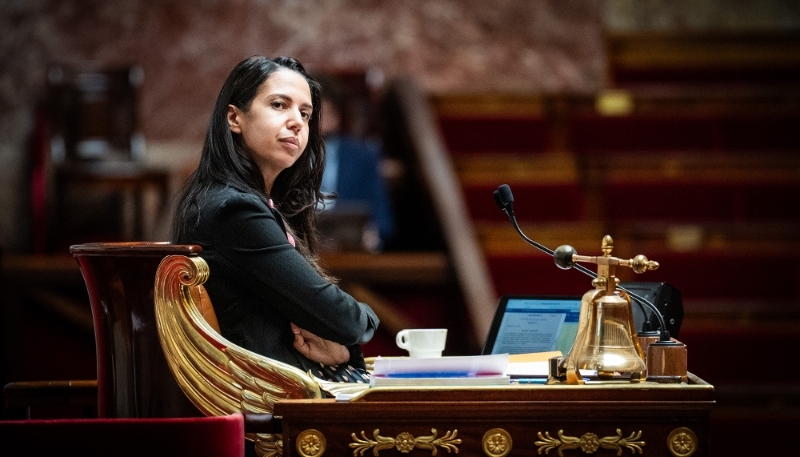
[505,211,599,281]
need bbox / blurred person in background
[318,77,395,251]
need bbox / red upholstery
[0,413,244,456]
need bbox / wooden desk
[274,374,713,457]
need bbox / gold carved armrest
[153,254,323,453]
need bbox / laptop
[481,295,582,356]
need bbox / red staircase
[431,31,800,456]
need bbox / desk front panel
[274,383,713,457]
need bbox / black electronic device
[619,281,683,339]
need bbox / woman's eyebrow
[270,93,313,111]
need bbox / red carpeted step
[487,250,800,302]
[463,184,586,223]
[604,182,800,223]
[679,319,800,384]
[438,117,550,155]
[568,114,800,154]
[637,250,800,301]
[569,115,721,153]
[486,254,594,297]
[721,115,800,151]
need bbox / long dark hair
[171,56,326,259]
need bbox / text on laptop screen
[489,297,581,355]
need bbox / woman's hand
[291,323,350,365]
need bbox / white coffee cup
[395,328,448,358]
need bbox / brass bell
[555,236,659,385]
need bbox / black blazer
[177,182,379,373]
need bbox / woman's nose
[287,109,303,131]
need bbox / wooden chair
[69,242,204,418]
[60,243,360,455]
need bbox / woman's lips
[280,137,299,149]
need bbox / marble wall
[1,0,607,250]
[1,0,798,251]
[1,0,606,144]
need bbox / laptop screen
[482,295,582,355]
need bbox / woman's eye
[271,101,286,109]
[301,111,311,120]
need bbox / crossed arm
[291,322,351,365]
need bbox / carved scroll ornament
[535,429,644,456]
[350,428,461,456]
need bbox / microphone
[493,184,670,341]
[493,184,554,257]
[493,184,514,215]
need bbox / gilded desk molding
[666,427,698,457]
[482,428,512,457]
[349,428,461,456]
[534,429,645,455]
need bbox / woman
[171,56,378,382]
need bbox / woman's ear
[227,104,242,134]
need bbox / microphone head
[497,184,514,207]
[494,184,517,221]
[493,189,505,210]
[554,245,577,270]
[492,190,506,210]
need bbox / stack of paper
[370,354,509,387]
[506,351,561,379]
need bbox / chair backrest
[70,242,203,418]
[0,413,244,456]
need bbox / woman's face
[227,68,313,191]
